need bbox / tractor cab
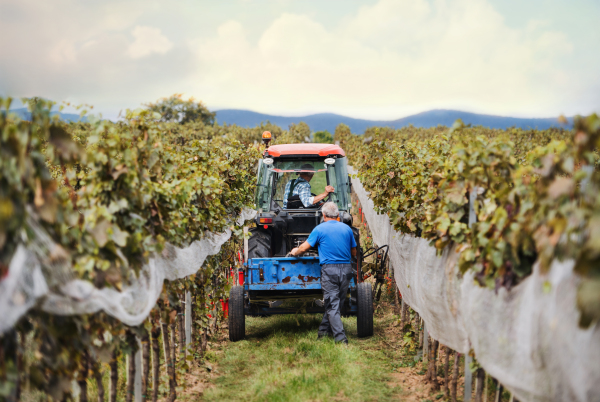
[253,144,353,257]
[255,143,351,213]
[228,142,375,342]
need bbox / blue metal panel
[245,305,358,315]
[249,283,323,290]
[245,257,357,292]
[246,257,322,290]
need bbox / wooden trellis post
[464,354,473,401]
[134,338,142,402]
[423,321,429,363]
[464,186,478,402]
[185,291,192,350]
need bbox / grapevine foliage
[340,117,600,327]
[2,94,599,400]
[0,98,261,399]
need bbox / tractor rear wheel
[357,282,373,338]
[228,286,245,342]
[248,228,271,259]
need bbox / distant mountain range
[215,109,571,134]
[6,107,571,134]
[5,107,88,122]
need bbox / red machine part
[265,143,345,157]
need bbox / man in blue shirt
[283,163,334,209]
[290,202,357,344]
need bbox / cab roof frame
[264,143,346,158]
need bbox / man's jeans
[318,263,353,342]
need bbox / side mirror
[340,211,353,226]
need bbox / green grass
[202,313,403,402]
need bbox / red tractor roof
[266,143,345,157]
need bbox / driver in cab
[283,163,334,209]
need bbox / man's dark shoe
[317,331,333,340]
[336,338,348,345]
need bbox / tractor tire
[228,286,245,342]
[357,282,373,338]
[248,228,271,259]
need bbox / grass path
[181,305,437,402]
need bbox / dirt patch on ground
[178,371,216,401]
[330,389,350,401]
[374,303,466,401]
[387,369,432,401]
[174,329,229,401]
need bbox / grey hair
[322,202,339,218]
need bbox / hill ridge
[215,108,571,134]
[6,107,572,133]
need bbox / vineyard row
[0,99,258,401]
[339,116,600,325]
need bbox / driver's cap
[300,163,314,172]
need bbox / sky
[0,0,598,120]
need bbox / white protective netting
[0,208,256,334]
[350,167,600,402]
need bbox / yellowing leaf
[89,219,111,247]
[547,177,574,199]
[112,226,129,247]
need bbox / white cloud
[0,1,189,118]
[0,0,597,119]
[128,26,173,59]
[190,0,581,118]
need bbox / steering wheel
[317,193,332,210]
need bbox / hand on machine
[313,185,335,207]
[288,240,312,257]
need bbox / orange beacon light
[262,131,272,146]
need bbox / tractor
[228,132,387,341]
